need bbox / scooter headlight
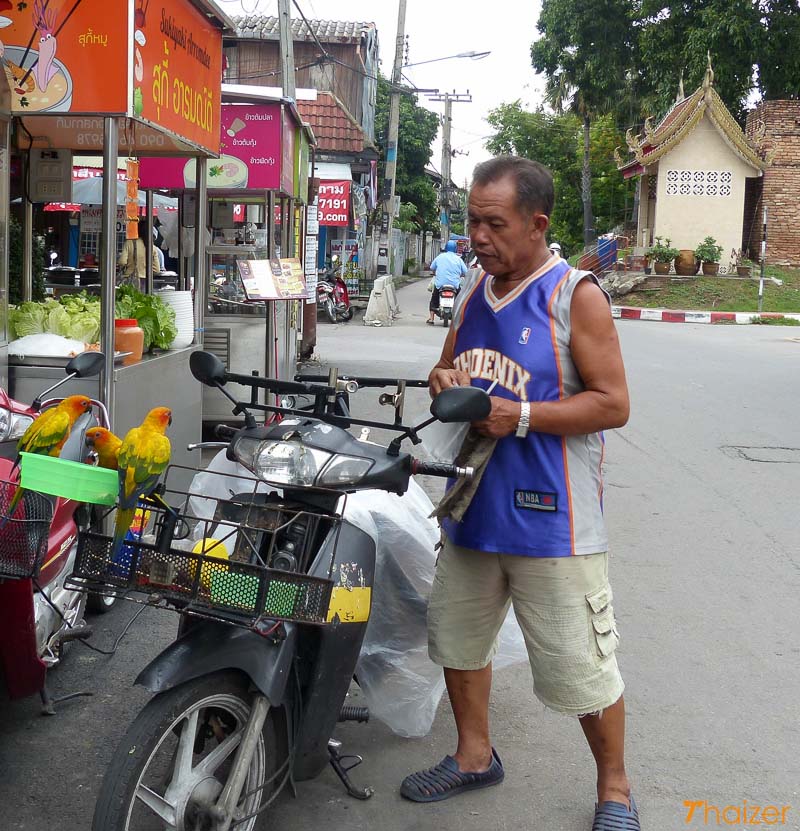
[233,437,373,487]
[234,437,331,486]
[0,408,33,442]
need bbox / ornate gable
[617,57,771,177]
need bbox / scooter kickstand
[328,739,373,800]
[40,682,93,716]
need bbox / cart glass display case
[208,244,268,317]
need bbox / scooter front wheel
[92,671,282,831]
[324,296,337,324]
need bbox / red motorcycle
[317,254,354,323]
[0,351,113,713]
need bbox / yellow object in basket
[190,538,230,589]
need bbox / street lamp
[403,51,491,68]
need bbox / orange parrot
[85,426,122,470]
[110,407,172,561]
[3,395,92,521]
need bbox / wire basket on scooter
[0,479,54,579]
[69,465,339,629]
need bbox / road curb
[612,306,800,325]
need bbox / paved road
[1,277,799,830]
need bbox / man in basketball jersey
[401,157,638,830]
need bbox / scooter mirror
[65,350,105,378]
[190,350,227,386]
[430,386,491,423]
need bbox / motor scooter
[433,284,460,327]
[317,254,354,323]
[81,352,488,830]
[0,351,114,713]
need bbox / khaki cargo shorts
[428,538,625,716]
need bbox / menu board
[237,259,308,301]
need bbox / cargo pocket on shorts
[586,585,620,660]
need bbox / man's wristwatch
[516,401,531,438]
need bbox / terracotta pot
[736,265,752,277]
[653,261,671,275]
[702,261,720,276]
[675,249,699,276]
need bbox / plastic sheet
[420,419,470,465]
[188,450,527,738]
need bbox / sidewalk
[375,274,800,325]
[612,306,800,324]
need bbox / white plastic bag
[188,451,527,738]
[420,420,469,465]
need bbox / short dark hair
[471,155,555,218]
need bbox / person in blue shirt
[427,240,468,324]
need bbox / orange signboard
[0,0,222,153]
[0,0,128,114]
[135,0,223,154]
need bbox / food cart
[139,87,314,426]
[0,70,11,391]
[2,0,232,472]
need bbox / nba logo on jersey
[519,327,531,345]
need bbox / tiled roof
[618,66,768,173]
[297,92,376,155]
[231,15,376,43]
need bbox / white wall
[654,113,761,267]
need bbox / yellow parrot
[110,407,172,561]
[85,426,123,470]
[3,395,92,522]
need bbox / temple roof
[617,58,772,176]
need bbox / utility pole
[428,91,471,248]
[278,0,310,366]
[278,0,296,100]
[376,0,407,278]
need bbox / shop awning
[312,162,353,181]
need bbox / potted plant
[731,249,752,277]
[695,236,724,276]
[647,237,680,275]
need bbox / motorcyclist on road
[548,241,563,258]
[427,240,467,325]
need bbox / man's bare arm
[473,279,629,438]
[428,329,470,397]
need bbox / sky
[221,0,547,183]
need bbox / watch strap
[516,401,531,438]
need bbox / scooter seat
[59,412,98,464]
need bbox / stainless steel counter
[8,347,201,491]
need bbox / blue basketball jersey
[442,256,608,557]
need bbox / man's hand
[428,367,471,398]
[472,396,521,439]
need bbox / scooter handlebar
[411,460,474,480]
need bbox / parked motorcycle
[317,254,353,323]
[81,352,488,830]
[433,284,460,327]
[0,351,114,713]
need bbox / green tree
[486,102,634,255]
[531,0,637,248]
[758,0,800,99]
[9,214,45,305]
[375,77,439,233]
[637,0,762,122]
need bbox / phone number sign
[318,180,351,227]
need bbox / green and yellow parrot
[110,407,172,561]
[85,426,123,470]
[3,395,92,522]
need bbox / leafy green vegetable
[8,287,175,349]
[114,284,177,350]
[10,301,48,337]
